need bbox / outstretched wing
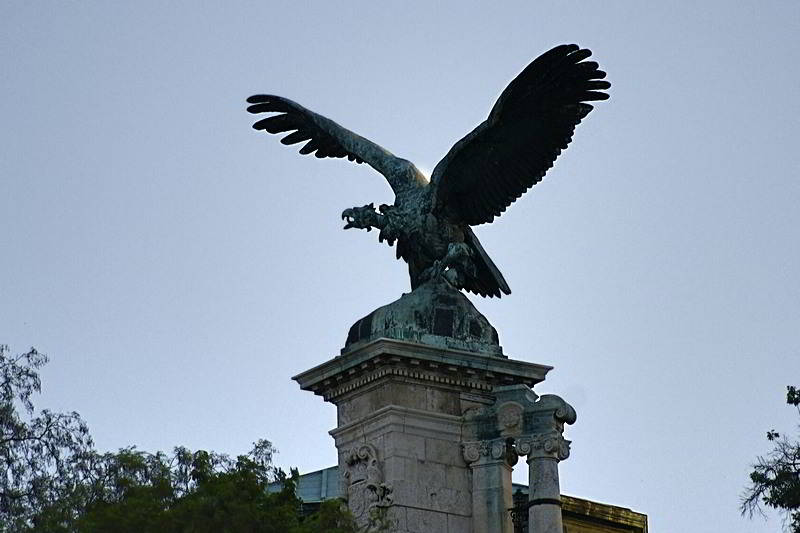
[247,95,420,195]
[429,44,610,225]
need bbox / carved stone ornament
[497,401,523,432]
[462,438,518,466]
[536,394,578,425]
[515,434,572,461]
[341,444,393,523]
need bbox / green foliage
[60,446,360,533]
[788,386,800,408]
[742,385,800,532]
[70,449,305,533]
[1,346,358,532]
[0,346,94,532]
[296,500,360,533]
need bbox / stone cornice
[561,496,648,531]
[293,338,552,401]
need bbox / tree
[0,346,357,532]
[741,385,800,532]
[0,345,94,531]
[68,444,306,533]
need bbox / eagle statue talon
[418,243,474,289]
[443,267,463,288]
[249,44,609,298]
[419,260,446,284]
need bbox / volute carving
[515,434,571,461]
[462,438,518,466]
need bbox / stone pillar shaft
[527,456,562,533]
[470,458,514,533]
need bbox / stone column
[517,435,571,533]
[463,438,517,533]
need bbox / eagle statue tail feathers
[464,227,511,298]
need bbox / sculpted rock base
[344,279,503,357]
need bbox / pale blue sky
[2,2,799,531]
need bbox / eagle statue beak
[341,203,377,231]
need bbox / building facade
[271,466,647,533]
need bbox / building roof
[268,465,340,503]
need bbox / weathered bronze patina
[247,44,609,299]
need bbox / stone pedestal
[293,281,575,533]
[294,337,575,533]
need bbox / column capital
[530,394,577,426]
[516,433,572,461]
[462,437,518,467]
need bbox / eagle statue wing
[429,44,610,225]
[247,94,420,195]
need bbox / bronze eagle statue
[247,44,609,298]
